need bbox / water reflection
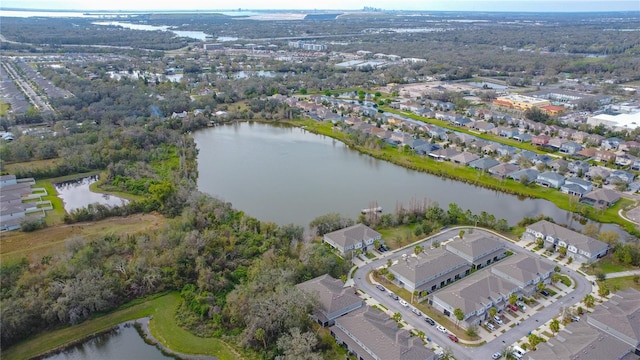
[54,175,128,213]
[43,323,172,360]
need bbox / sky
[1,0,639,12]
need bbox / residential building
[508,169,539,184]
[445,233,507,270]
[559,141,582,155]
[323,224,382,254]
[469,157,500,172]
[450,152,480,165]
[581,188,621,209]
[489,163,520,179]
[568,160,590,175]
[530,288,640,360]
[494,95,550,111]
[608,170,635,184]
[388,247,471,293]
[296,274,363,327]
[429,271,519,328]
[331,307,437,360]
[524,220,609,263]
[535,171,565,189]
[490,254,554,296]
[560,177,593,197]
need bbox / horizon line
[1,7,640,14]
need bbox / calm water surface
[194,122,607,232]
[55,175,128,212]
[43,323,172,360]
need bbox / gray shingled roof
[530,320,632,360]
[332,307,436,360]
[445,233,505,262]
[323,224,381,250]
[390,247,469,285]
[588,288,640,347]
[296,274,362,319]
[432,271,518,315]
[527,220,608,255]
[491,253,554,285]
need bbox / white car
[493,316,503,325]
[516,301,527,311]
[491,352,502,359]
[436,325,447,333]
[399,299,409,307]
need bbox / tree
[374,239,381,250]
[412,290,419,304]
[582,223,600,238]
[276,327,323,360]
[528,333,542,350]
[386,273,395,282]
[453,308,464,327]
[552,273,561,284]
[414,245,424,255]
[458,230,465,239]
[392,312,402,322]
[509,293,517,306]
[466,325,478,337]
[598,230,619,245]
[536,237,544,249]
[309,213,354,236]
[417,330,426,341]
[489,307,497,319]
[598,285,610,299]
[550,319,560,334]
[596,272,606,282]
[537,282,545,292]
[255,328,267,350]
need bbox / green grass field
[597,276,640,292]
[2,292,243,360]
[0,101,10,116]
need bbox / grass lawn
[584,254,638,275]
[2,292,244,360]
[598,276,640,292]
[0,100,10,116]
[3,158,63,173]
[377,225,423,249]
[0,213,166,265]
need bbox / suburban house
[524,220,609,263]
[323,224,382,255]
[450,152,480,165]
[429,147,460,161]
[560,177,593,197]
[468,157,500,172]
[489,163,520,179]
[508,169,539,184]
[530,288,640,360]
[608,170,635,184]
[535,171,565,189]
[568,160,590,175]
[296,274,363,327]
[331,307,437,360]
[389,247,471,293]
[444,233,507,270]
[580,188,621,209]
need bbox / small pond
[54,175,128,213]
[43,322,173,360]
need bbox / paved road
[352,228,593,360]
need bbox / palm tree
[489,307,497,319]
[454,308,464,328]
[550,319,560,334]
[583,294,595,310]
[414,245,424,255]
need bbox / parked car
[376,284,385,291]
[540,290,550,297]
[571,315,581,322]
[425,317,435,326]
[493,316,503,325]
[399,299,409,307]
[448,334,459,342]
[516,301,527,311]
[437,325,447,333]
[507,304,518,312]
[491,352,502,359]
[412,308,422,316]
[486,322,495,331]
[378,245,389,252]
[389,292,399,300]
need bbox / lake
[43,322,172,360]
[54,175,128,212]
[93,21,210,41]
[194,122,617,234]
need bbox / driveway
[352,228,592,360]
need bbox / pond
[93,21,210,41]
[43,322,173,360]
[54,175,128,213]
[194,122,623,235]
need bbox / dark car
[424,317,436,326]
[376,284,385,291]
[378,245,389,252]
[540,290,550,296]
[448,334,459,342]
[389,292,399,300]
